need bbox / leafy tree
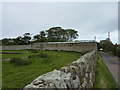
[21,33,31,44]
[13,36,23,45]
[45,27,79,42]
[33,34,40,41]
[99,38,116,55]
[46,27,62,42]
[1,38,18,45]
[33,31,46,42]
[2,26,79,45]
[66,29,79,41]
[39,31,46,42]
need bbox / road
[100,52,120,88]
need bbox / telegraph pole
[108,32,110,40]
[94,36,96,41]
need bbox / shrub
[28,55,32,58]
[38,53,48,58]
[31,50,39,53]
[116,46,120,57]
[10,57,21,64]
[15,59,32,66]
[10,57,32,66]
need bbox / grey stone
[24,51,96,89]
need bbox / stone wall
[2,42,97,52]
[2,45,32,50]
[24,51,96,89]
[34,42,97,52]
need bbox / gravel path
[100,52,120,88]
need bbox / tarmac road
[100,52,120,88]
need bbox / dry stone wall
[2,42,97,52]
[40,42,97,52]
[2,45,32,50]
[24,51,96,89]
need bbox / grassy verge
[94,53,117,88]
[107,51,120,62]
[118,58,120,61]
[107,51,114,56]
[2,50,82,88]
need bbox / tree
[39,31,46,42]
[46,27,62,42]
[99,38,116,55]
[11,36,22,45]
[45,27,79,42]
[33,31,46,42]
[65,29,79,41]
[2,38,14,45]
[22,33,31,44]
[2,26,79,45]
[33,34,40,41]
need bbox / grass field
[1,50,36,59]
[2,50,82,88]
[94,53,117,88]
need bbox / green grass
[94,53,117,88]
[1,50,35,59]
[118,58,120,61]
[107,51,120,62]
[2,50,82,88]
[107,51,114,56]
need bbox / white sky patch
[1,0,119,2]
[96,30,118,44]
[1,2,118,44]
[110,30,118,44]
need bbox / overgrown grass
[1,50,36,59]
[117,58,120,62]
[2,50,82,88]
[106,51,120,62]
[94,53,117,88]
[10,57,32,66]
[107,51,114,56]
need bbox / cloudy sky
[2,2,118,43]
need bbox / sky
[1,2,118,44]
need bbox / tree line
[2,27,79,45]
[98,38,120,57]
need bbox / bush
[28,55,32,58]
[116,46,120,57]
[10,57,21,64]
[38,53,48,58]
[28,53,48,58]
[10,57,32,66]
[15,60,32,66]
[31,50,39,53]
